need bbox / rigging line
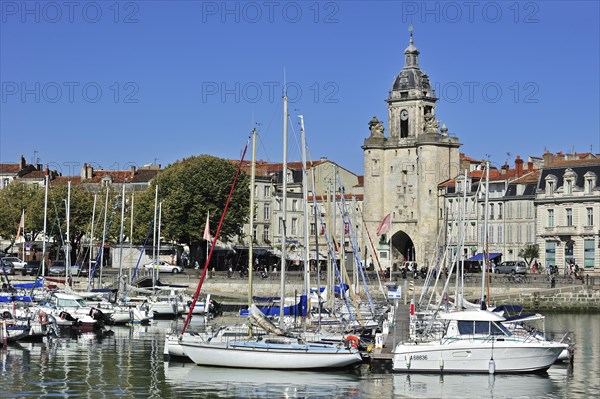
[49,189,65,248]
[181,137,250,336]
[335,178,376,318]
[314,205,360,327]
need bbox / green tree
[518,243,539,269]
[0,182,45,253]
[45,183,96,263]
[133,155,250,262]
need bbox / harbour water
[1,313,598,398]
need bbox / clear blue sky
[1,1,599,176]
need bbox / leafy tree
[133,155,250,263]
[0,182,44,254]
[45,183,96,263]
[518,243,539,268]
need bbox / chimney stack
[19,155,26,170]
[130,165,136,178]
[543,150,552,166]
[527,161,533,171]
[515,155,524,176]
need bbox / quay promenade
[11,269,600,312]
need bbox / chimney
[130,165,136,178]
[543,150,552,166]
[36,163,42,171]
[527,161,534,171]
[87,163,94,179]
[19,155,26,170]
[81,163,87,179]
[45,165,49,175]
[501,162,509,175]
[515,155,524,176]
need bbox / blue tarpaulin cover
[468,253,502,261]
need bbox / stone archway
[391,230,416,268]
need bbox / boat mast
[157,201,163,285]
[128,191,134,288]
[299,115,310,328]
[117,184,126,294]
[88,194,97,286]
[279,82,288,328]
[248,128,257,337]
[152,184,158,263]
[65,180,71,290]
[99,186,109,287]
[41,175,49,278]
[481,161,490,306]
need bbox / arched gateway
[391,230,416,267]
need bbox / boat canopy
[467,253,502,261]
[439,309,506,322]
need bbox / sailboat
[178,94,361,369]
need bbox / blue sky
[1,1,599,176]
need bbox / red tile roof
[0,163,20,173]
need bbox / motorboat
[392,309,567,373]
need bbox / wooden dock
[367,302,411,372]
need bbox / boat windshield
[458,320,512,336]
[57,298,87,308]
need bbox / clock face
[400,109,409,121]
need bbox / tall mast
[41,175,49,278]
[99,186,109,287]
[279,84,288,327]
[157,201,163,285]
[152,184,158,263]
[248,129,257,337]
[128,192,134,287]
[65,180,72,289]
[481,161,490,306]
[88,194,97,285]
[118,184,126,293]
[299,115,310,326]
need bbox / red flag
[15,210,25,241]
[203,212,212,242]
[376,213,391,236]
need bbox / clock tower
[363,30,461,268]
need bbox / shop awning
[468,253,502,261]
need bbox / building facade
[363,34,461,268]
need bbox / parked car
[0,256,26,271]
[495,261,527,275]
[0,258,15,275]
[22,260,43,276]
[142,261,183,274]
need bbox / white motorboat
[392,309,567,373]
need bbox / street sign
[387,286,402,299]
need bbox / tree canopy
[518,243,539,267]
[133,155,250,260]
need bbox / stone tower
[363,32,461,268]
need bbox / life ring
[39,311,48,324]
[345,335,360,349]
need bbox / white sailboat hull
[181,339,362,369]
[393,340,565,373]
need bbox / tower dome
[391,33,432,94]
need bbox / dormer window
[545,174,557,195]
[584,171,597,194]
[101,176,112,186]
[563,168,577,195]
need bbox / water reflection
[0,314,597,398]
[392,371,564,398]
[165,362,361,398]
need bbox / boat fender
[405,355,411,369]
[38,312,47,324]
[439,357,444,371]
[345,335,360,349]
